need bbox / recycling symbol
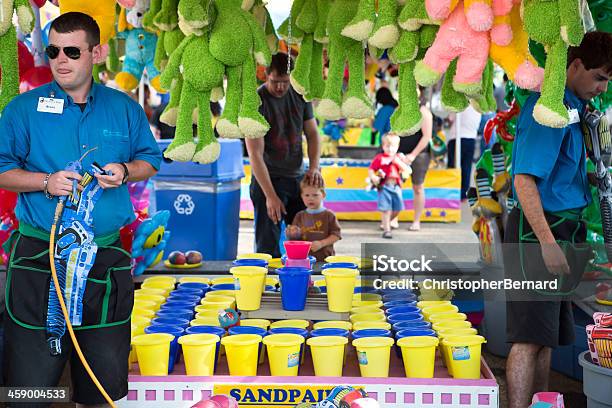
[174,194,195,215]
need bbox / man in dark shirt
[245,53,323,257]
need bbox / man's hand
[310,240,324,252]
[541,242,570,275]
[304,167,324,188]
[47,171,82,196]
[95,163,126,189]
[266,194,286,224]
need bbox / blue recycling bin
[153,139,244,260]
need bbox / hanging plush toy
[59,0,116,59]
[115,0,165,93]
[209,0,272,139]
[388,0,438,135]
[426,0,493,32]
[522,0,584,128]
[251,0,278,54]
[317,0,373,121]
[342,0,401,50]
[488,0,543,92]
[414,0,489,97]
[160,32,225,163]
[131,211,171,276]
[281,0,327,101]
[0,0,34,112]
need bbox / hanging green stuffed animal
[387,0,438,135]
[318,0,373,120]
[209,0,271,139]
[160,33,224,163]
[251,0,278,54]
[342,0,401,50]
[0,0,34,113]
[522,0,584,128]
[178,0,210,36]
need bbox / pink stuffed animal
[426,0,493,32]
[415,0,489,96]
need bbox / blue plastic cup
[351,329,392,339]
[386,305,421,316]
[387,312,424,325]
[310,328,350,338]
[144,324,184,373]
[184,325,226,370]
[353,286,378,294]
[178,282,210,294]
[321,262,358,269]
[392,320,432,332]
[161,299,198,310]
[233,258,268,268]
[211,283,237,291]
[155,308,194,321]
[174,287,205,298]
[394,328,437,358]
[151,317,191,329]
[382,292,418,302]
[264,285,277,293]
[268,327,309,364]
[167,293,201,304]
[383,300,418,309]
[228,326,268,364]
[276,267,312,311]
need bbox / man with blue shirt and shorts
[0,13,161,407]
[504,31,611,408]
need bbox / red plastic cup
[283,241,312,259]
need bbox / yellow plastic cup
[191,317,221,327]
[350,306,383,315]
[397,336,439,378]
[203,293,235,303]
[437,327,478,339]
[134,294,166,310]
[222,334,262,376]
[429,312,467,325]
[307,336,348,377]
[237,253,273,260]
[131,315,151,331]
[268,258,283,269]
[442,335,486,379]
[230,266,267,311]
[135,288,168,298]
[432,320,472,332]
[132,308,155,320]
[207,290,236,299]
[199,300,233,311]
[141,281,173,296]
[351,299,383,308]
[143,275,176,286]
[211,277,235,286]
[263,334,305,376]
[178,334,220,376]
[195,310,221,319]
[349,312,386,324]
[352,321,392,331]
[314,279,326,287]
[352,337,395,377]
[133,300,157,312]
[266,276,279,286]
[179,276,211,285]
[270,319,310,330]
[422,304,459,321]
[322,268,359,312]
[352,293,382,302]
[240,319,271,330]
[417,300,452,310]
[325,255,361,267]
[313,321,353,331]
[132,333,174,376]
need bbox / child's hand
[310,241,324,252]
[371,175,381,185]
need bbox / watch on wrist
[43,173,53,199]
[119,163,129,184]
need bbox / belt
[19,223,120,247]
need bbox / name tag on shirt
[37,97,64,114]
[568,108,580,125]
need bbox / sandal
[382,231,393,239]
[408,223,421,231]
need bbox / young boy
[286,180,342,261]
[369,134,411,238]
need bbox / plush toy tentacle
[296,0,318,33]
[160,77,183,126]
[558,0,585,46]
[193,89,221,164]
[390,61,422,136]
[470,59,496,113]
[533,38,570,128]
[238,55,270,139]
[216,66,243,139]
[0,26,19,113]
[342,41,373,119]
[160,34,190,90]
[291,33,314,97]
[154,31,167,70]
[243,10,271,66]
[317,41,344,120]
[165,80,198,162]
[341,0,375,42]
[368,0,400,49]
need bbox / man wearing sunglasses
[0,12,161,407]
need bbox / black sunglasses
[45,45,91,60]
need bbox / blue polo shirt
[0,81,162,236]
[512,88,591,212]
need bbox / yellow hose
[49,202,117,407]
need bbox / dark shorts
[503,208,590,348]
[410,151,431,185]
[3,233,133,406]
